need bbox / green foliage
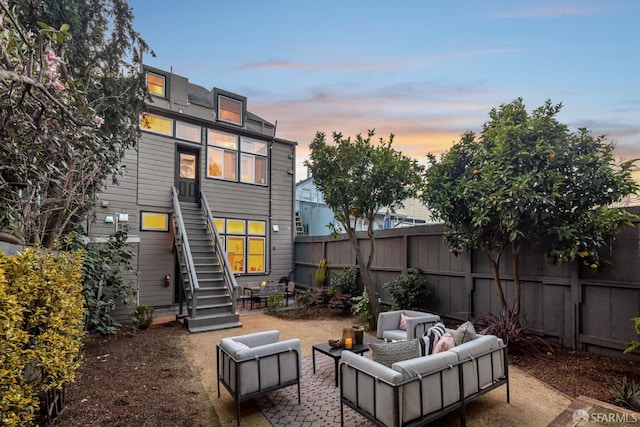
[351,290,375,331]
[0,248,85,427]
[328,294,352,313]
[130,305,154,330]
[624,317,640,354]
[422,98,639,316]
[607,376,640,411]
[264,291,285,315]
[330,266,361,297]
[0,1,151,247]
[383,268,430,310]
[315,258,328,286]
[57,230,135,335]
[480,311,552,354]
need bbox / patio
[185,311,573,426]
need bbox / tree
[305,130,423,324]
[0,0,150,247]
[421,98,638,317]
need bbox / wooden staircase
[173,197,241,333]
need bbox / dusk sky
[128,1,640,181]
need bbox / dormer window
[218,95,243,125]
[146,72,165,97]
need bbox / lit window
[218,95,242,125]
[207,147,237,180]
[146,72,165,97]
[141,212,169,231]
[227,236,245,273]
[240,138,268,185]
[176,121,201,142]
[248,237,265,273]
[217,218,266,275]
[140,113,173,135]
[207,130,238,180]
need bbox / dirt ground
[53,308,640,427]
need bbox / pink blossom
[50,80,65,91]
[45,50,61,64]
[94,115,104,128]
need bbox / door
[175,147,199,202]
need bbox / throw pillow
[234,340,250,350]
[433,332,455,354]
[453,321,477,346]
[422,322,446,355]
[370,339,420,368]
[399,313,408,331]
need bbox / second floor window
[207,130,237,180]
[241,137,267,185]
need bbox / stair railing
[200,191,239,313]
[171,187,200,318]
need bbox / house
[295,177,435,236]
[90,65,297,331]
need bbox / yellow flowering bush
[0,248,85,426]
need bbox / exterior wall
[89,65,296,314]
[294,207,640,359]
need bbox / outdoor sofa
[339,330,509,427]
[216,330,301,425]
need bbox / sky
[128,0,640,182]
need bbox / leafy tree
[421,98,638,317]
[305,130,423,325]
[0,0,150,247]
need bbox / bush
[0,248,85,426]
[383,268,430,310]
[131,305,154,330]
[480,311,552,354]
[624,317,640,354]
[315,258,328,286]
[330,266,360,297]
[328,294,352,313]
[264,291,285,315]
[607,376,640,411]
[351,290,374,331]
[57,230,135,335]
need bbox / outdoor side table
[312,338,372,387]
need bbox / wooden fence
[293,207,640,359]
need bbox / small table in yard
[312,338,373,387]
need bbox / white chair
[377,310,441,341]
[217,330,301,425]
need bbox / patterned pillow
[399,313,408,331]
[433,332,455,354]
[453,321,477,346]
[421,322,446,355]
[370,339,420,367]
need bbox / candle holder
[342,327,355,349]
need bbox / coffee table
[312,337,375,387]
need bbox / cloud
[238,60,396,72]
[492,4,605,19]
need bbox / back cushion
[370,339,420,368]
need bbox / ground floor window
[214,217,266,274]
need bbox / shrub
[131,305,154,330]
[383,268,430,310]
[607,376,640,411]
[57,230,135,335]
[315,258,328,286]
[264,291,285,315]
[0,248,85,426]
[351,290,374,331]
[328,294,352,313]
[480,311,552,354]
[330,266,360,297]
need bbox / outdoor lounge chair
[216,330,301,425]
[376,310,441,341]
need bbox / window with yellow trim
[248,221,265,235]
[227,219,245,234]
[146,72,165,97]
[140,113,173,135]
[214,218,225,233]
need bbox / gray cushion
[369,339,420,368]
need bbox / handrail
[171,187,200,316]
[200,191,239,313]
